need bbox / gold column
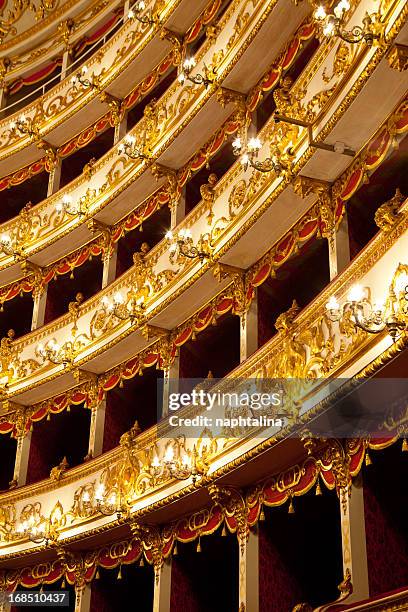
[47,160,62,197]
[13,431,32,486]
[153,559,172,612]
[11,407,31,487]
[238,529,259,612]
[114,112,128,145]
[74,584,91,612]
[328,213,350,280]
[340,475,369,602]
[240,290,258,362]
[170,186,186,229]
[87,397,106,459]
[102,248,118,288]
[162,357,180,418]
[31,287,48,330]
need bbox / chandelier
[165,229,212,263]
[16,516,60,546]
[101,290,146,324]
[0,233,24,259]
[232,135,289,174]
[326,273,408,340]
[9,115,39,139]
[178,57,216,88]
[150,446,206,485]
[118,134,150,161]
[127,0,156,25]
[313,1,380,46]
[36,339,78,367]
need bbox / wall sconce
[0,233,24,259]
[127,0,156,25]
[313,1,380,46]
[232,135,290,174]
[56,194,87,218]
[101,290,146,324]
[118,134,150,161]
[71,65,101,91]
[89,484,131,519]
[36,339,77,367]
[16,513,61,546]
[326,270,408,340]
[165,229,212,263]
[9,114,40,139]
[150,445,207,485]
[178,57,216,88]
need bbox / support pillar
[31,288,48,330]
[114,113,128,144]
[162,357,180,419]
[12,432,32,487]
[340,475,369,602]
[87,398,106,459]
[102,247,118,288]
[239,530,259,612]
[74,584,91,612]
[153,560,172,612]
[0,85,7,118]
[47,159,62,196]
[171,187,186,229]
[240,291,258,362]
[328,213,350,280]
[60,50,72,81]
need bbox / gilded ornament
[374,188,404,232]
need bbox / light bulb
[165,230,173,241]
[164,446,174,462]
[323,21,335,36]
[9,121,16,130]
[81,65,88,74]
[232,136,242,151]
[348,285,364,303]
[101,296,110,309]
[62,194,72,205]
[0,233,11,245]
[326,296,339,311]
[127,9,134,18]
[82,491,90,502]
[137,0,146,10]
[184,229,192,239]
[178,72,186,84]
[241,153,249,166]
[182,453,191,467]
[248,137,262,151]
[95,484,105,500]
[151,456,160,468]
[314,5,327,20]
[113,292,124,305]
[394,271,408,295]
